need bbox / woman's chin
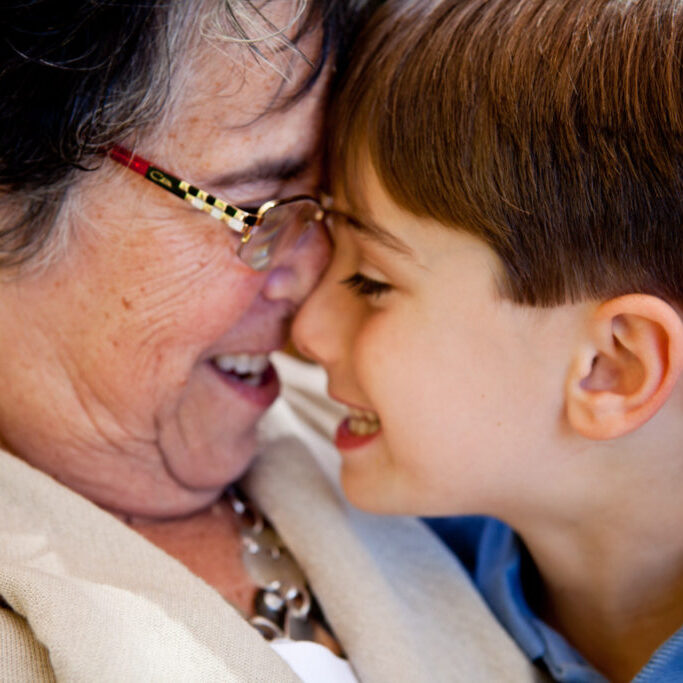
[163,433,257,491]
[90,446,257,520]
[100,484,225,521]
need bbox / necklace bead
[225,485,340,650]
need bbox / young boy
[293,0,683,680]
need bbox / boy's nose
[292,267,342,366]
[261,223,331,307]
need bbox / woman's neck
[120,498,258,615]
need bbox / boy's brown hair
[328,0,683,306]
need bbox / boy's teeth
[214,353,269,375]
[347,407,381,436]
[349,407,379,420]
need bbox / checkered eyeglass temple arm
[108,146,257,235]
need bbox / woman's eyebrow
[209,156,312,189]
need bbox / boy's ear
[565,294,683,440]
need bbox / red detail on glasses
[109,145,150,176]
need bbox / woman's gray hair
[0,0,343,273]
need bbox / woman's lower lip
[213,363,280,407]
[335,417,381,450]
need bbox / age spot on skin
[122,297,132,310]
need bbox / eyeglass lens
[239,198,324,271]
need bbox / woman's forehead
[148,41,328,187]
[179,28,323,125]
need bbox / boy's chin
[341,468,418,515]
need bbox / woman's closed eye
[341,272,392,299]
[241,206,262,215]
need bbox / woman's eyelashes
[241,201,270,215]
[341,272,392,299]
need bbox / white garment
[0,353,540,681]
[271,639,359,683]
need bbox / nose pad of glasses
[238,199,324,271]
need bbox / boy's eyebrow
[343,213,416,258]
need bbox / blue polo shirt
[425,516,683,682]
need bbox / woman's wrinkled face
[0,40,330,517]
[293,162,581,518]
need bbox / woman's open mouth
[211,353,280,407]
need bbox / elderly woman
[0,1,536,681]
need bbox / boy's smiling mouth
[334,405,382,450]
[347,406,381,436]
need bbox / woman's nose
[261,223,331,307]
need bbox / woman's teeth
[348,407,381,435]
[213,353,270,386]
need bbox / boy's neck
[520,490,683,681]
[534,556,683,682]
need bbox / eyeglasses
[108,145,326,271]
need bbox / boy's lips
[335,417,382,450]
[330,398,382,450]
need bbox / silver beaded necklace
[225,485,341,649]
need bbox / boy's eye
[341,272,392,298]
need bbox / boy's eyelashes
[340,272,393,298]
